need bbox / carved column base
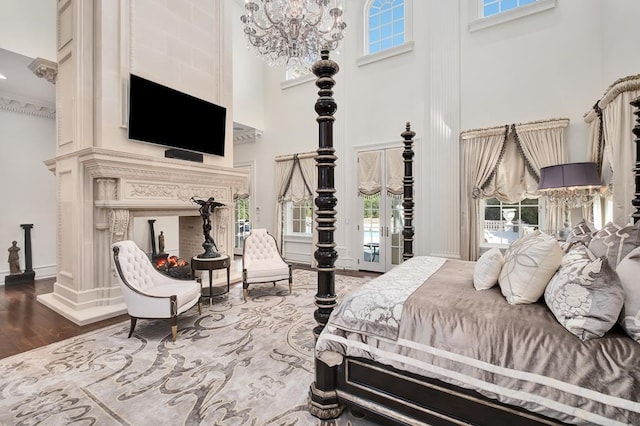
[308,382,345,419]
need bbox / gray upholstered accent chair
[112,240,202,341]
[242,229,292,301]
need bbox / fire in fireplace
[154,255,192,279]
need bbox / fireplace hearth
[154,255,192,279]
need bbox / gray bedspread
[316,256,640,425]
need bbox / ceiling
[0,48,55,106]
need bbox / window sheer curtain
[585,75,640,226]
[460,119,569,261]
[274,152,318,267]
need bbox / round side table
[191,255,230,304]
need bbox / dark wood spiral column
[402,122,415,260]
[308,50,344,420]
[631,96,640,224]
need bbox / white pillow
[473,248,504,290]
[617,246,640,343]
[498,232,563,304]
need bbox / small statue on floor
[8,241,21,274]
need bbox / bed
[307,52,640,426]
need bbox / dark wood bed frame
[307,52,640,425]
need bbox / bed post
[631,96,640,224]
[308,50,344,419]
[402,122,415,260]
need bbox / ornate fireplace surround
[39,148,248,325]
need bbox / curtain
[233,166,251,200]
[460,126,508,261]
[585,74,640,227]
[274,158,295,252]
[460,119,569,261]
[514,120,569,233]
[386,147,404,196]
[481,133,539,203]
[274,152,317,263]
[602,89,640,226]
[358,151,382,196]
[297,155,319,268]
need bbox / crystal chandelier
[240,0,347,70]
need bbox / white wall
[233,0,640,266]
[0,0,57,60]
[231,0,267,130]
[0,109,56,283]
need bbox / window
[468,0,556,32]
[481,0,537,17]
[483,198,540,246]
[234,197,250,252]
[286,200,313,235]
[367,0,405,55]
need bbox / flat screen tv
[127,74,226,158]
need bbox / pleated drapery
[585,74,640,226]
[274,152,318,266]
[233,166,251,200]
[358,148,404,197]
[460,119,569,260]
[358,151,382,196]
[386,147,404,196]
[460,126,509,261]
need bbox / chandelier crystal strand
[240,0,346,70]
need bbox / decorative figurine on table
[191,196,225,258]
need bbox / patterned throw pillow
[617,247,640,343]
[498,231,563,304]
[561,220,597,252]
[544,245,624,341]
[588,221,640,268]
[473,248,504,290]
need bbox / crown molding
[28,57,58,84]
[0,94,56,119]
[233,128,263,144]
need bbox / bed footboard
[335,357,565,426]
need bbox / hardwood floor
[0,278,129,359]
[1,266,380,360]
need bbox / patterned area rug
[0,270,381,425]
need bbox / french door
[359,147,404,273]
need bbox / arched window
[367,0,405,55]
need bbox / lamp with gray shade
[538,162,603,237]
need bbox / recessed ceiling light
[0,73,6,80]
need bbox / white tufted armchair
[112,240,202,341]
[242,229,292,301]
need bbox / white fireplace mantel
[39,147,249,325]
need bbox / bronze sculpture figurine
[191,196,225,258]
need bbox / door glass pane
[363,195,380,263]
[390,197,403,265]
[235,198,250,251]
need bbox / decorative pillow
[616,246,640,343]
[498,231,563,304]
[561,220,597,252]
[588,221,640,268]
[473,248,504,290]
[544,245,624,341]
